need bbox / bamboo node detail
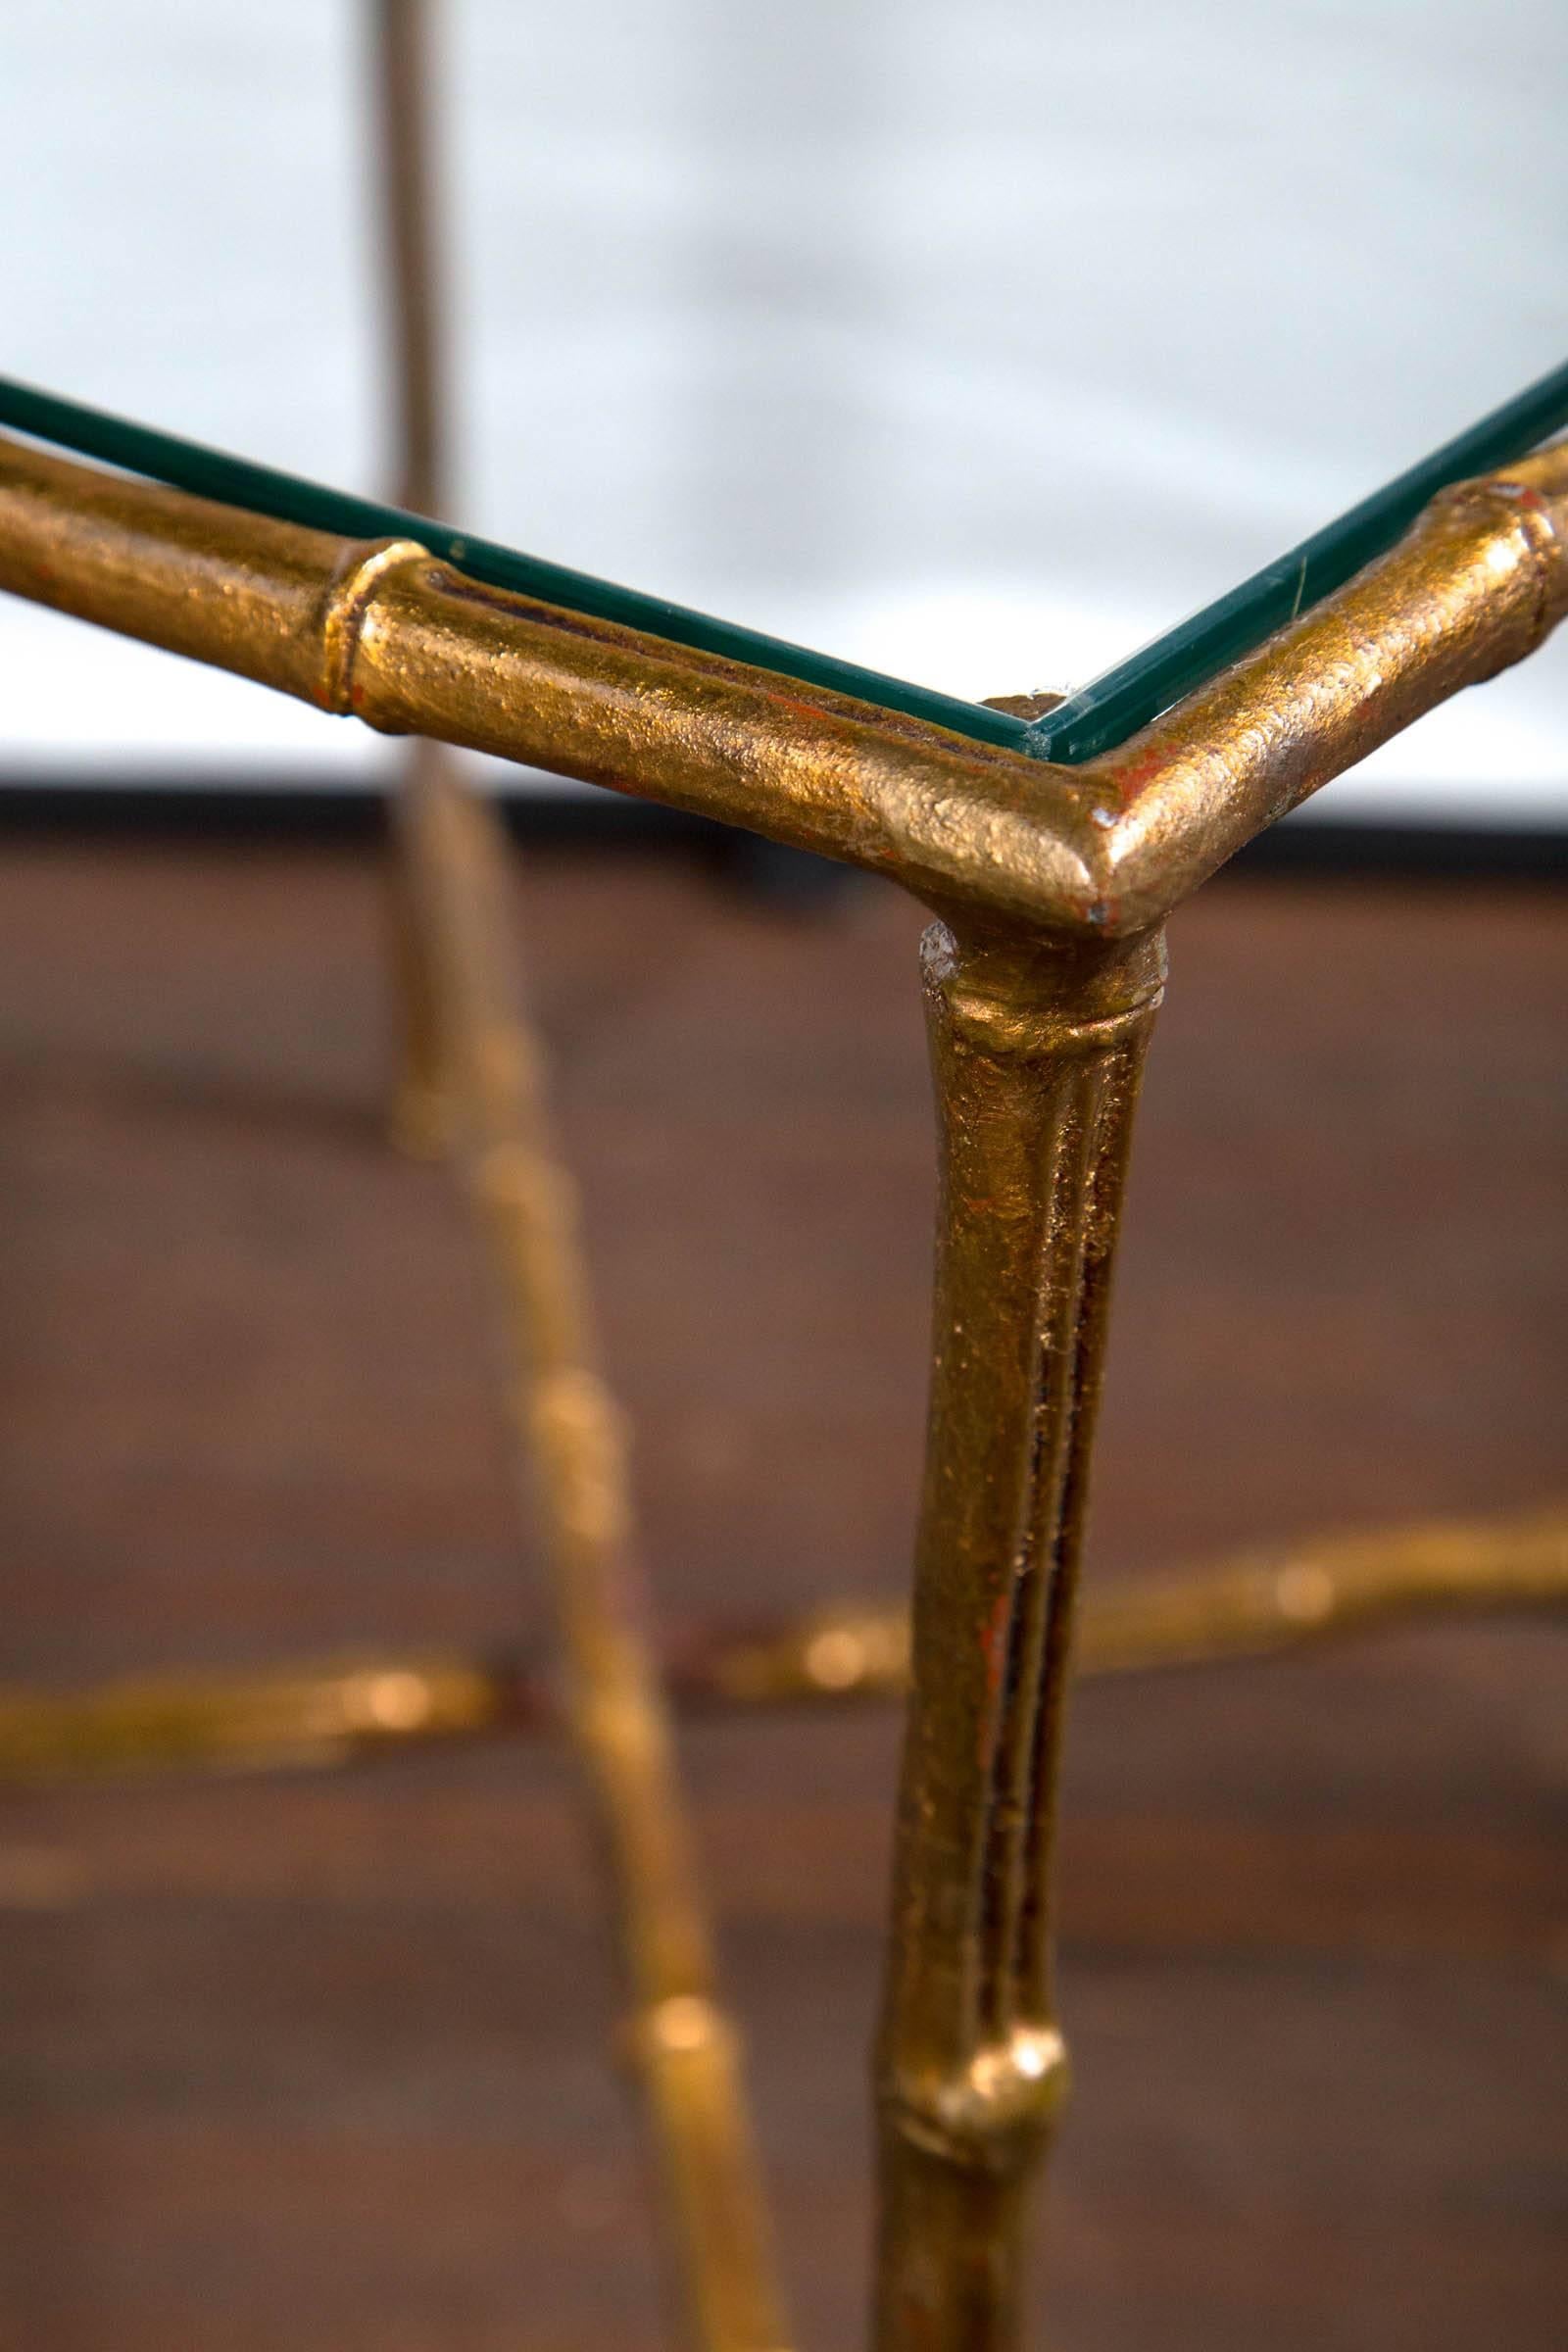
[317,536,431,712]
[885,2029,1071,2174]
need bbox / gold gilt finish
[369,0,462,1155]
[3,409,1568,2350]
[0,1653,505,1783]
[370,0,445,521]
[371,16,787,2345]
[0,1505,1561,1783]
[400,766,790,2352]
[3,55,1568,2298]
[1,432,1565,938]
[3,425,1568,2351]
[872,921,1163,2349]
[719,1502,1568,1699]
[2,15,1561,2352]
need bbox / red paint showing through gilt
[979,1586,1010,1765]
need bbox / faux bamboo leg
[368,24,787,2336]
[370,0,444,519]
[369,0,457,1152]
[402,767,791,2352]
[386,735,459,1154]
[874,916,1166,2351]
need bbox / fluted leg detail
[874,917,1166,2352]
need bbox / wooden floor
[0,830,1563,2351]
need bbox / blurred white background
[3,0,1565,822]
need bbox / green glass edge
[2,365,1565,770]
[0,376,1026,753]
[1026,357,1568,763]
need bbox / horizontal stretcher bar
[0,1507,1560,1784]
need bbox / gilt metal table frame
[2,6,1566,2347]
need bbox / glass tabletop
[6,2,1568,815]
[4,363,1566,772]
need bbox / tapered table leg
[875,916,1166,2351]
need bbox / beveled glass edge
[0,377,1026,753]
[3,365,1565,772]
[1026,359,1568,762]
